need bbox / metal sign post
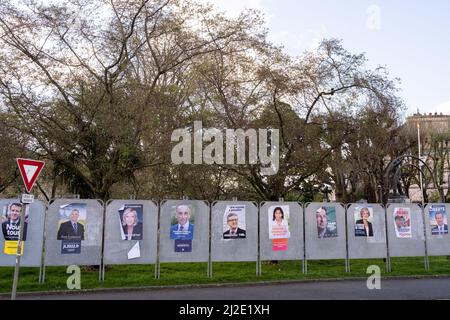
[10,158,44,300]
[11,191,29,300]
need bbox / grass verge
[0,256,449,294]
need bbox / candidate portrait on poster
[223,205,246,239]
[354,206,374,237]
[170,204,194,240]
[1,202,29,241]
[393,207,412,238]
[57,203,86,241]
[118,204,144,240]
[268,206,290,239]
[316,206,338,239]
[429,205,448,236]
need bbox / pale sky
[200,0,450,117]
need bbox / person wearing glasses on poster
[223,213,246,239]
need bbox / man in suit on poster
[170,204,194,240]
[431,212,448,235]
[2,203,28,241]
[57,209,85,240]
[316,207,337,239]
[223,213,246,239]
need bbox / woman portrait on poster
[355,207,373,237]
[269,207,290,239]
[122,207,143,240]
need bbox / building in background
[406,111,450,202]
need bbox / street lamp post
[417,123,425,207]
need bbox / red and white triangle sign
[16,158,45,193]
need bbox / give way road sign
[16,158,45,193]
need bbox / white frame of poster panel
[385,203,427,272]
[42,198,104,282]
[424,203,450,260]
[0,198,47,284]
[258,201,304,276]
[304,202,348,273]
[210,201,259,277]
[102,199,159,281]
[157,199,210,279]
[346,203,388,272]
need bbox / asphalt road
[3,277,450,300]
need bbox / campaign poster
[429,205,448,236]
[268,206,290,240]
[61,240,81,254]
[272,238,288,251]
[223,205,246,239]
[170,204,194,253]
[57,203,86,255]
[393,207,412,238]
[1,202,29,241]
[174,240,192,253]
[170,204,195,241]
[3,241,24,256]
[354,206,374,237]
[118,204,144,241]
[128,242,141,260]
[316,206,338,239]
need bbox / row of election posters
[55,202,144,258]
[169,204,292,252]
[392,205,448,238]
[316,205,448,240]
[1,201,449,258]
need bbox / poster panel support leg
[421,206,430,271]
[38,264,43,284]
[259,259,262,276]
[101,263,105,281]
[42,264,46,283]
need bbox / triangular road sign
[16,158,45,193]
